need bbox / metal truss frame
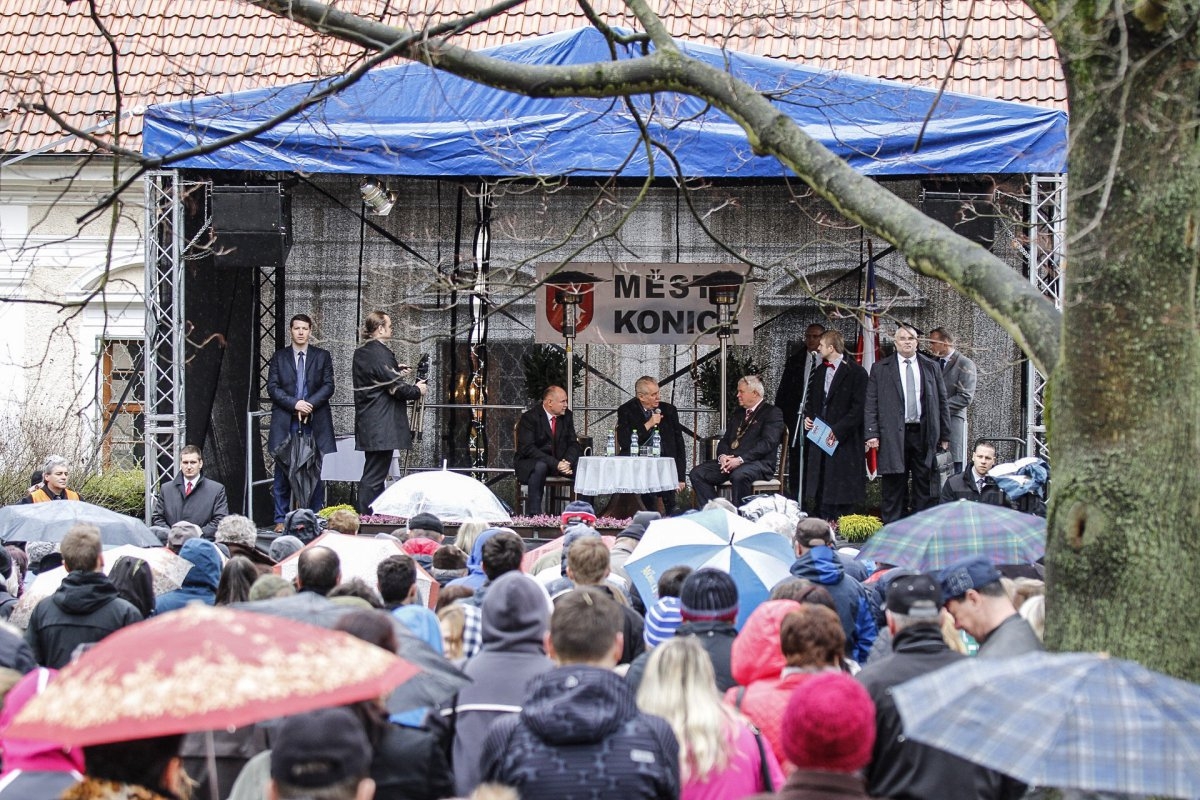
[142,170,189,523]
[1026,174,1066,461]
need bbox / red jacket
[725,600,805,773]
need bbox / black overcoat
[353,339,422,451]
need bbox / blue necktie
[296,352,307,400]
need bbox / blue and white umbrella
[624,508,795,628]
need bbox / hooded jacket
[676,619,738,692]
[430,572,555,796]
[24,571,142,668]
[155,539,222,614]
[723,600,805,773]
[789,546,877,663]
[446,528,503,594]
[481,665,680,800]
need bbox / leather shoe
[273,523,284,533]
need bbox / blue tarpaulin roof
[141,27,1067,177]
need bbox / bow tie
[823,360,835,368]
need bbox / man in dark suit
[616,376,687,514]
[352,310,427,514]
[774,322,826,498]
[928,327,978,473]
[940,439,1008,506]
[802,330,868,520]
[151,445,229,539]
[267,314,336,531]
[689,375,786,505]
[865,325,951,522]
[515,385,581,515]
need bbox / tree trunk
[1046,20,1200,679]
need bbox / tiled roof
[0,0,1064,155]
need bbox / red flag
[856,256,882,480]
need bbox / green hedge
[81,469,146,517]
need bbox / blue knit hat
[643,596,683,648]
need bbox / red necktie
[550,416,557,438]
[185,481,193,497]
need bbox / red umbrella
[6,604,420,747]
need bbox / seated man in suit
[515,385,581,515]
[689,375,786,506]
[151,445,229,540]
[940,439,1009,506]
[616,376,687,515]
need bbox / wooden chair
[718,423,790,505]
[513,420,577,515]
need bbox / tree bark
[1045,11,1200,679]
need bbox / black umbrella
[0,501,159,547]
[272,428,322,511]
[232,593,471,712]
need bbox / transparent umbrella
[370,467,511,523]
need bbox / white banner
[534,263,756,345]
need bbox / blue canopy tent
[141,26,1066,176]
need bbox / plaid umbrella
[855,500,1044,571]
[891,652,1200,798]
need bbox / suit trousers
[689,459,773,506]
[880,426,935,523]
[358,450,393,514]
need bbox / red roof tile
[0,0,1064,155]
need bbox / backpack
[283,508,323,544]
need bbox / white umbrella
[370,468,511,523]
[9,545,192,629]
[274,532,440,609]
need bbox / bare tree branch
[248,0,1062,372]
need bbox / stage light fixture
[360,178,397,216]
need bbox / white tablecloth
[574,456,678,495]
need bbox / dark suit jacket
[939,469,1009,507]
[353,339,423,452]
[267,345,336,455]
[774,349,820,435]
[803,358,867,504]
[514,407,582,483]
[714,401,786,469]
[940,350,977,462]
[615,398,687,481]
[151,474,229,539]
[864,353,951,474]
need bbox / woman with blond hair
[638,637,783,799]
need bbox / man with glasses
[616,376,687,515]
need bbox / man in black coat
[616,376,687,514]
[267,313,336,529]
[864,325,951,522]
[352,310,427,514]
[515,385,581,515]
[857,574,1025,800]
[689,375,786,505]
[775,322,826,498]
[803,330,868,520]
[25,524,142,668]
[151,445,229,539]
[940,440,1010,507]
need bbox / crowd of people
[0,494,1053,800]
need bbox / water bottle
[605,430,616,457]
[629,428,640,457]
[650,427,662,458]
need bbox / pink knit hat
[781,671,876,773]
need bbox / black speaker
[923,195,996,252]
[212,185,291,268]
